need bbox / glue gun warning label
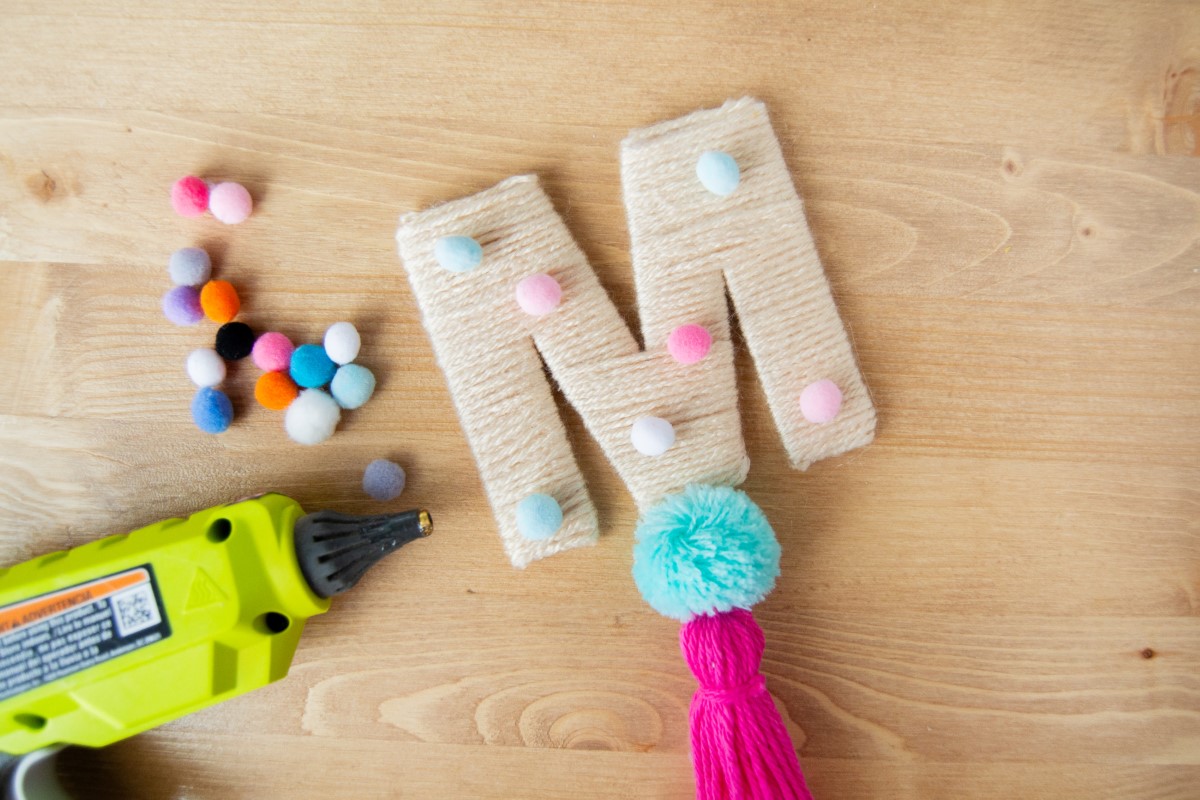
[0,565,171,700]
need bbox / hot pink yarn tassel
[680,609,813,800]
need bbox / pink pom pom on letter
[667,324,712,364]
[515,273,562,316]
[799,379,842,424]
[171,176,209,217]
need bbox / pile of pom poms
[163,244,376,443]
[171,176,253,224]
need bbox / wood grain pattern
[0,1,1198,798]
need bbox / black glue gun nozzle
[294,509,432,599]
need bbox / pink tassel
[680,609,813,800]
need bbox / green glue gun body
[0,493,430,758]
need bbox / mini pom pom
[666,324,712,364]
[631,415,675,456]
[186,348,226,388]
[363,459,406,502]
[191,387,234,434]
[323,321,361,365]
[516,493,563,540]
[799,379,842,424]
[168,247,212,287]
[330,364,376,409]
[696,151,740,197]
[251,332,294,372]
[215,322,256,361]
[208,181,253,224]
[434,235,483,273]
[171,176,209,217]
[162,285,204,326]
[515,273,562,316]
[255,371,299,410]
[290,344,337,388]
[632,484,780,620]
[200,280,241,323]
[285,388,341,445]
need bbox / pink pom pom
[515,273,562,316]
[170,176,209,217]
[799,379,842,424]
[252,332,295,372]
[667,324,712,364]
[208,182,253,224]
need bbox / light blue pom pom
[696,151,740,197]
[330,364,376,409]
[516,493,563,540]
[632,484,779,620]
[434,235,483,273]
[191,387,233,434]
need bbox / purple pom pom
[163,285,204,326]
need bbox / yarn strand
[681,609,813,800]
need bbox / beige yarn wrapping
[396,98,874,568]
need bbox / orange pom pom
[200,280,240,323]
[255,371,299,410]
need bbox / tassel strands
[682,609,812,800]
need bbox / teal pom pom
[290,344,336,388]
[632,484,780,620]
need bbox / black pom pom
[215,322,256,361]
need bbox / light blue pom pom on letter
[516,493,563,540]
[434,235,483,273]
[696,151,740,197]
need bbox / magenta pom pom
[252,332,295,372]
[162,285,204,326]
[171,176,209,217]
[208,182,253,224]
[799,379,842,424]
[515,273,562,316]
[667,324,713,364]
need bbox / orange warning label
[0,569,147,636]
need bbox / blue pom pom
[696,151,740,197]
[516,493,563,540]
[290,344,336,388]
[632,484,779,620]
[330,364,376,409]
[434,235,483,273]
[191,387,233,434]
[363,459,406,502]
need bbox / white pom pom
[285,389,341,445]
[186,348,226,388]
[324,321,361,365]
[631,415,675,456]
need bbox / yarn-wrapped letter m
[397,99,874,799]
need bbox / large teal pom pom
[632,484,781,621]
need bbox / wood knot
[1140,647,1156,660]
[25,170,60,202]
[1000,148,1023,179]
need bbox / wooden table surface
[1,2,1198,798]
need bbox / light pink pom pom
[799,379,842,424]
[515,273,562,316]
[208,181,253,224]
[252,332,295,372]
[667,324,712,364]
